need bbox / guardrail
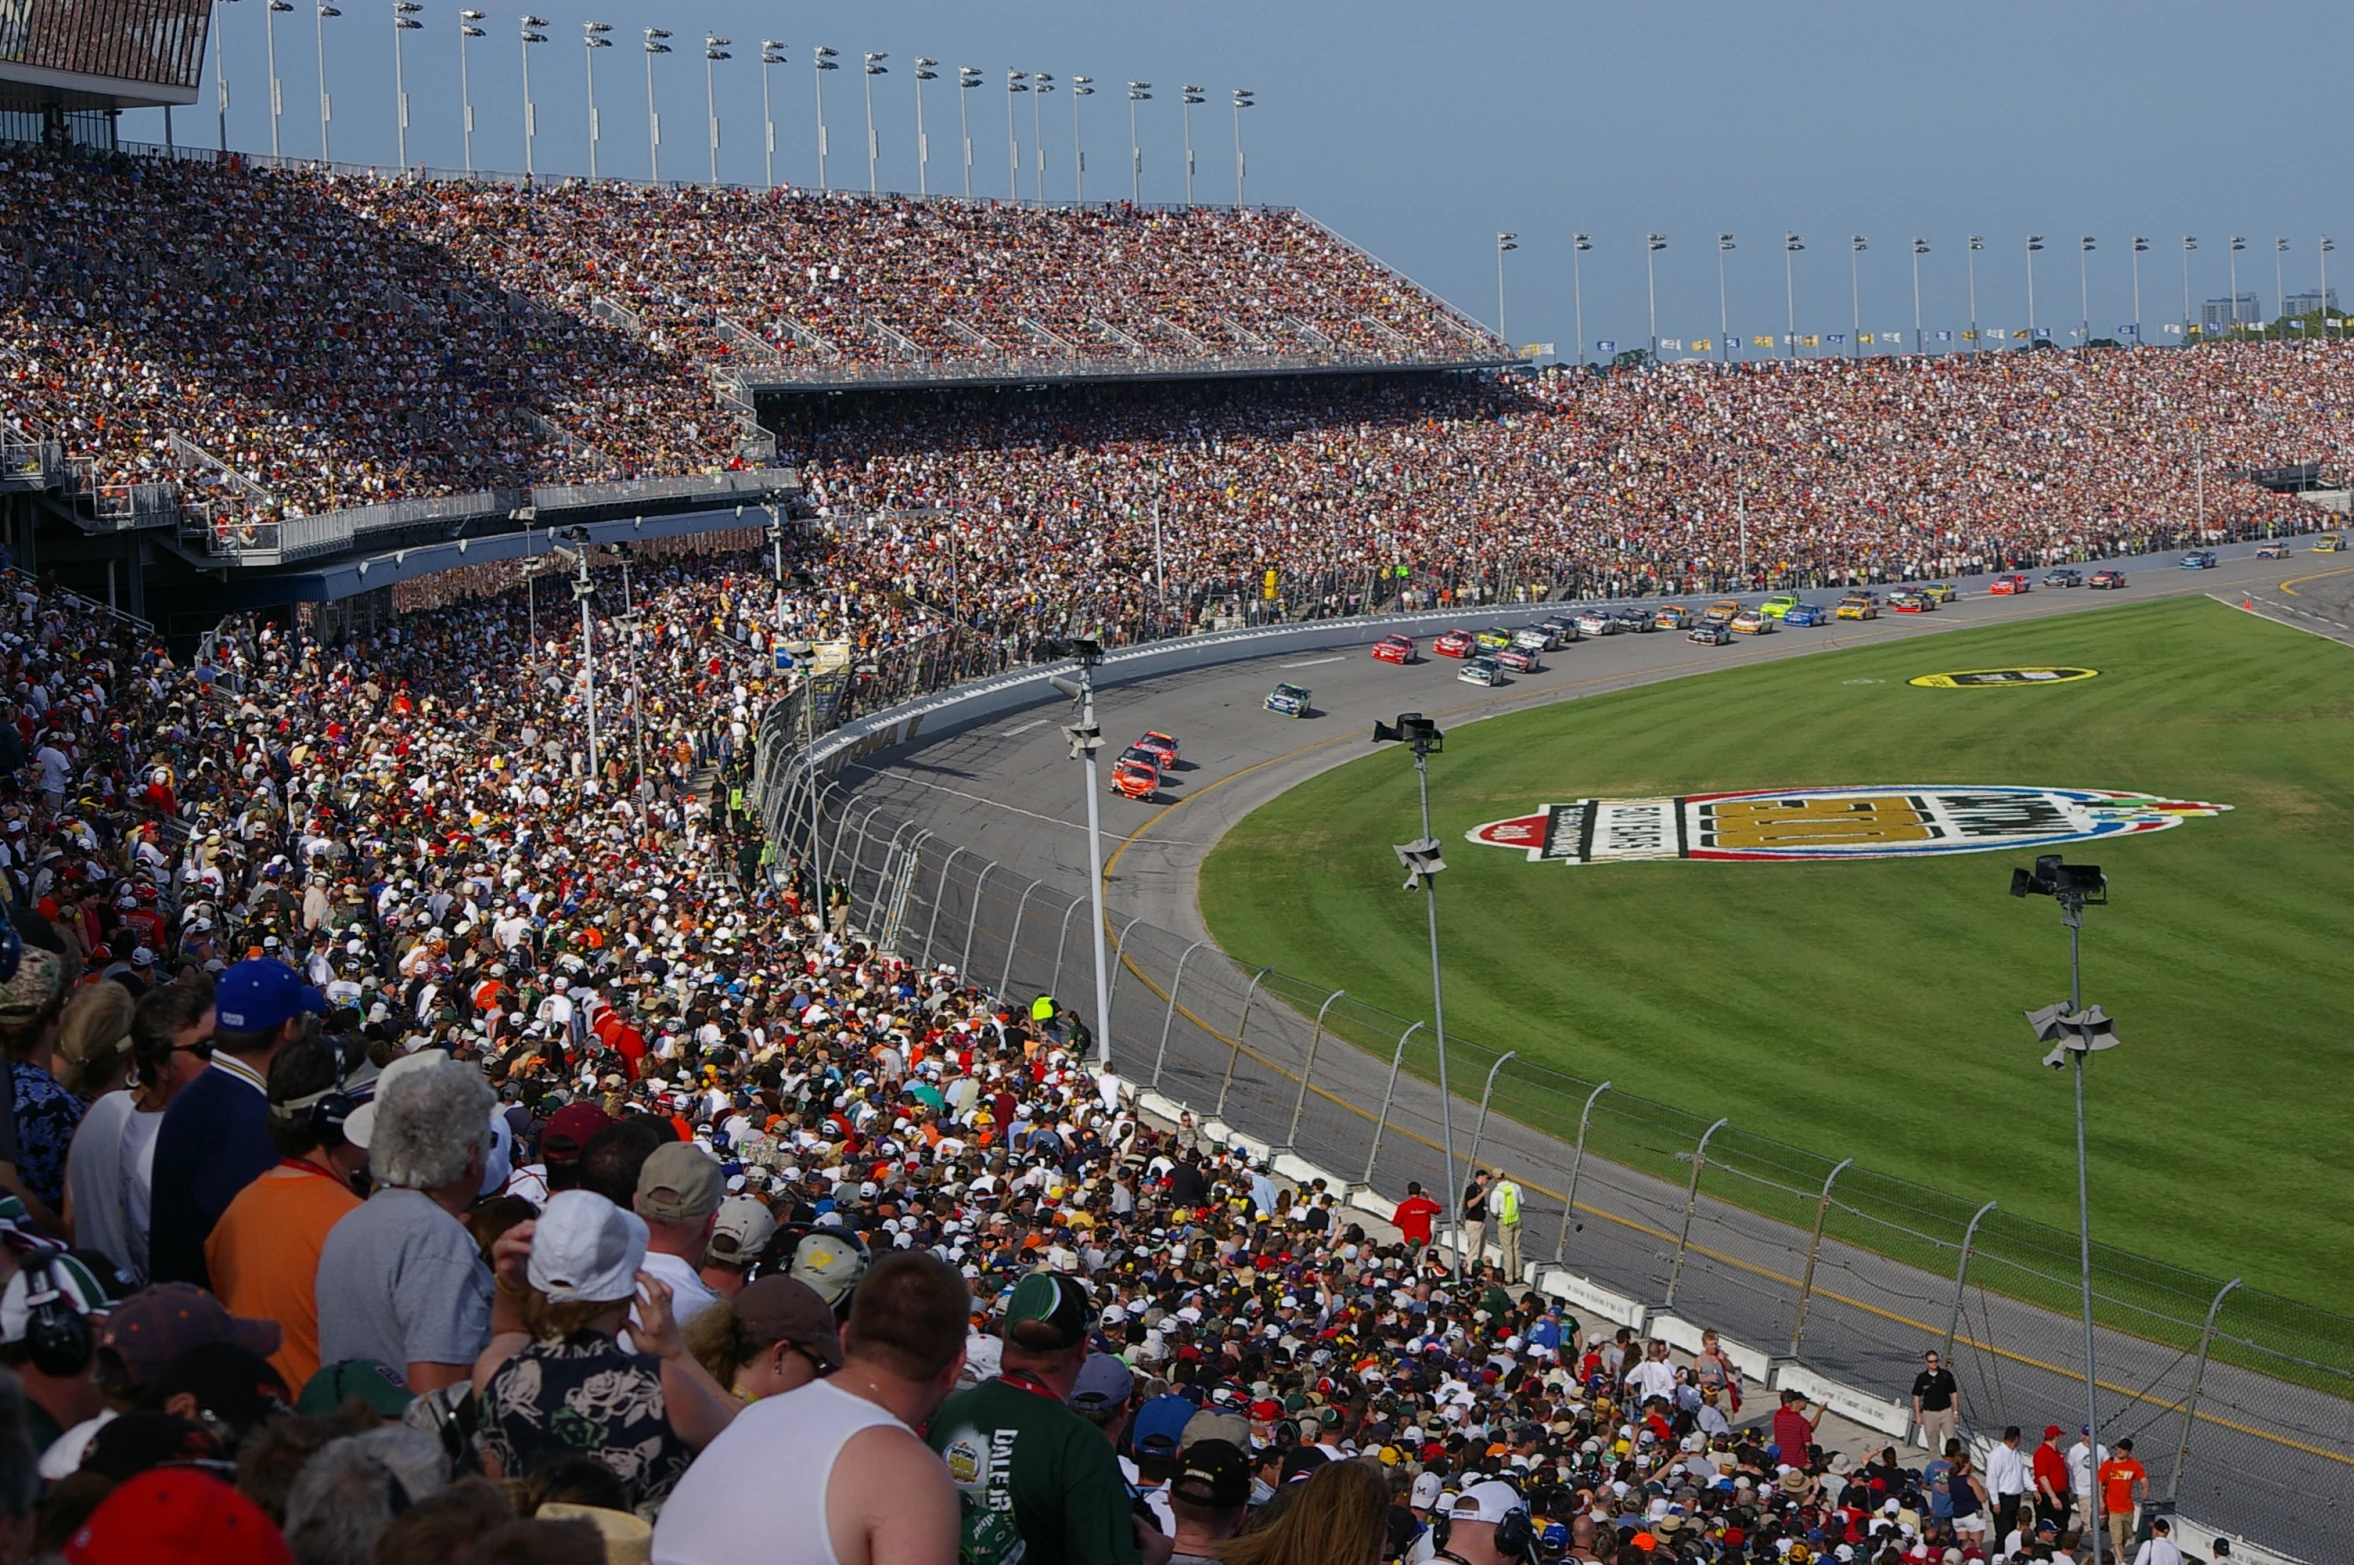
[724,347,1511,394]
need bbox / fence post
[1050,895,1083,996]
[1002,879,1042,996]
[821,786,863,891]
[1554,1080,1613,1265]
[1360,1021,1422,1185]
[1150,940,1207,1089]
[864,818,919,928]
[1284,989,1346,1149]
[1213,967,1272,1118]
[1460,1051,1517,1185]
[2166,1277,2243,1504]
[1662,1118,1730,1311]
[958,861,1001,980]
[1788,1157,1855,1357]
[917,846,969,970]
[1099,914,1146,1026]
[1941,1200,2000,1362]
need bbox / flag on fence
[1692,339,1713,351]
[1858,333,1874,344]
[1662,339,1683,351]
[1829,333,1846,345]
[1961,330,1978,341]
[1753,335,1775,347]
[1597,340,1616,353]
[2119,324,2139,337]
[2162,323,2184,335]
[1937,331,1953,341]
[1802,334,1820,346]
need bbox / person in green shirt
[927,1270,1167,1565]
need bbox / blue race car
[1782,602,1833,627]
[1263,682,1312,717]
[2179,550,2218,569]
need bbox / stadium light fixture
[1571,232,1591,367]
[2324,237,2337,341]
[643,29,673,183]
[857,51,886,194]
[703,33,733,185]
[1908,237,1929,354]
[2009,851,2116,1565]
[1029,72,1055,206]
[311,1,342,164]
[757,41,786,189]
[1125,80,1150,203]
[264,0,295,161]
[2274,236,2291,338]
[1006,69,1029,202]
[1966,234,1983,354]
[954,66,982,198]
[1496,232,1518,341]
[1644,232,1666,357]
[2025,234,2045,343]
[2130,236,2149,347]
[580,21,611,180]
[389,2,423,169]
[518,16,548,182]
[1042,639,1115,1072]
[1231,87,1254,205]
[812,46,839,191]
[1372,713,1463,1278]
[1070,76,1093,202]
[1177,85,1203,204]
[458,10,486,173]
[2076,236,2097,350]
[2227,235,2249,336]
[1783,232,1804,358]
[913,58,937,196]
[1845,234,1868,358]
[1716,234,1735,362]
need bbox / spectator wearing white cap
[1430,1479,1532,1565]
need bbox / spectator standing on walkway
[1985,1424,2032,1542]
[2099,1436,2148,1561]
[1771,1389,1820,1467]
[1391,1182,1440,1252]
[1489,1169,1523,1280]
[1911,1347,1961,1453]
[1459,1169,1491,1267]
[2033,1422,2072,1532]
[2132,1515,2185,1565]
[2069,1426,2111,1536]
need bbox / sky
[143,1,2349,359]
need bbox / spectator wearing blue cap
[148,959,325,1288]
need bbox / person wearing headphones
[203,1034,367,1392]
[1430,1479,1539,1565]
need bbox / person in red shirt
[1392,1181,1442,1251]
[2098,1438,2147,1561]
[1771,1389,1821,1466]
[2031,1423,2071,1533]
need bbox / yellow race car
[2315,535,2347,553]
[1919,582,1957,604]
[1836,596,1879,621]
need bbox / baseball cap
[1411,1471,1445,1508]
[528,1190,648,1304]
[707,1195,778,1265]
[1182,1408,1251,1451]
[1071,1353,1135,1412]
[213,958,326,1034]
[2043,1424,2064,1439]
[97,1285,282,1389]
[733,1277,844,1372]
[1002,1270,1090,1351]
[77,1412,225,1480]
[145,1343,291,1442]
[1449,1480,1527,1525]
[1170,1438,1250,1508]
[1132,1392,1196,1458]
[636,1142,725,1223]
[296,1359,415,1419]
[0,949,61,1020]
[542,1101,614,1163]
[0,1252,110,1341]
[788,1230,869,1308]
[62,1468,292,1565]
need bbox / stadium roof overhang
[735,353,1515,397]
[0,61,199,112]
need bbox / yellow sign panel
[1908,667,2098,688]
[1696,795,1938,851]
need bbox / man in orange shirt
[2098,1436,2147,1561]
[205,1035,367,1392]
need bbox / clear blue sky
[151,1,2345,357]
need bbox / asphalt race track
[827,538,2352,1560]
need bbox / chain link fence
[766,768,2347,1562]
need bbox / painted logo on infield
[1908,667,2098,688]
[1467,787,2229,865]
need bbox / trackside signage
[1467,786,2230,865]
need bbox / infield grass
[1199,597,2353,1308]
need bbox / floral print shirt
[479,1330,690,1515]
[10,1061,82,1211]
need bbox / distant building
[2202,293,2263,330]
[2283,287,2340,317]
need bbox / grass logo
[1468,786,2228,865]
[1908,667,2098,687]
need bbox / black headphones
[1430,1492,1537,1565]
[20,1249,93,1379]
[271,1085,359,1148]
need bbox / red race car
[1371,634,1417,664]
[1132,731,1179,767]
[1433,628,1476,658]
[1109,760,1158,801]
[1987,574,2032,595]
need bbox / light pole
[2325,237,2337,339]
[1373,713,1459,1281]
[1125,81,1148,203]
[265,0,290,158]
[2181,236,2196,337]
[518,15,546,181]
[642,28,670,182]
[2026,234,2043,343]
[1716,234,1734,362]
[2275,237,2290,335]
[390,2,420,166]
[313,1,338,161]
[561,537,600,780]
[1910,237,1928,354]
[457,10,483,171]
[1783,232,1803,359]
[2011,854,2119,1565]
[2130,237,2147,347]
[913,58,935,196]
[812,46,837,190]
[213,0,237,155]
[1030,73,1052,204]
[1231,88,1253,204]
[757,41,784,189]
[580,20,609,178]
[2228,235,2246,336]
[860,51,885,193]
[1179,85,1201,203]
[1046,641,1115,1071]
[957,66,980,198]
[1494,232,1516,341]
[1005,70,1026,200]
[2079,236,2095,348]
[1967,234,1982,354]
[1645,233,1666,358]
[1070,76,1091,201]
[1848,234,1866,358]
[1571,232,1590,366]
[704,33,731,186]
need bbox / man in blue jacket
[148,958,325,1287]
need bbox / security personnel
[1491,1171,1524,1282]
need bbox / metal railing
[722,346,1511,394]
[764,775,2349,1564]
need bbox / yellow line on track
[2275,563,2354,597]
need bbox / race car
[1494,645,1541,672]
[1759,594,1800,620]
[1433,628,1477,658]
[1987,574,2032,595]
[1686,622,1732,646]
[1371,633,1417,665]
[1782,601,1833,627]
[1728,608,1775,635]
[1887,590,1930,613]
[1512,626,1555,652]
[2088,568,2126,589]
[2042,569,2083,589]
[1263,682,1312,717]
[2316,534,2347,553]
[1109,760,1159,801]
[1474,626,1515,652]
[1539,617,1581,645]
[1702,599,1743,626]
[1652,604,1691,630]
[2255,542,2292,560]
[1458,656,1505,686]
[2179,550,2218,570]
[1835,596,1878,621]
[1117,744,1165,778]
[1133,731,1180,766]
[1612,608,1657,633]
[1919,582,1958,604]
[1573,612,1619,637]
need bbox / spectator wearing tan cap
[696,1193,777,1301]
[632,1142,724,1328]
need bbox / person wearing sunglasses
[62,976,215,1284]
